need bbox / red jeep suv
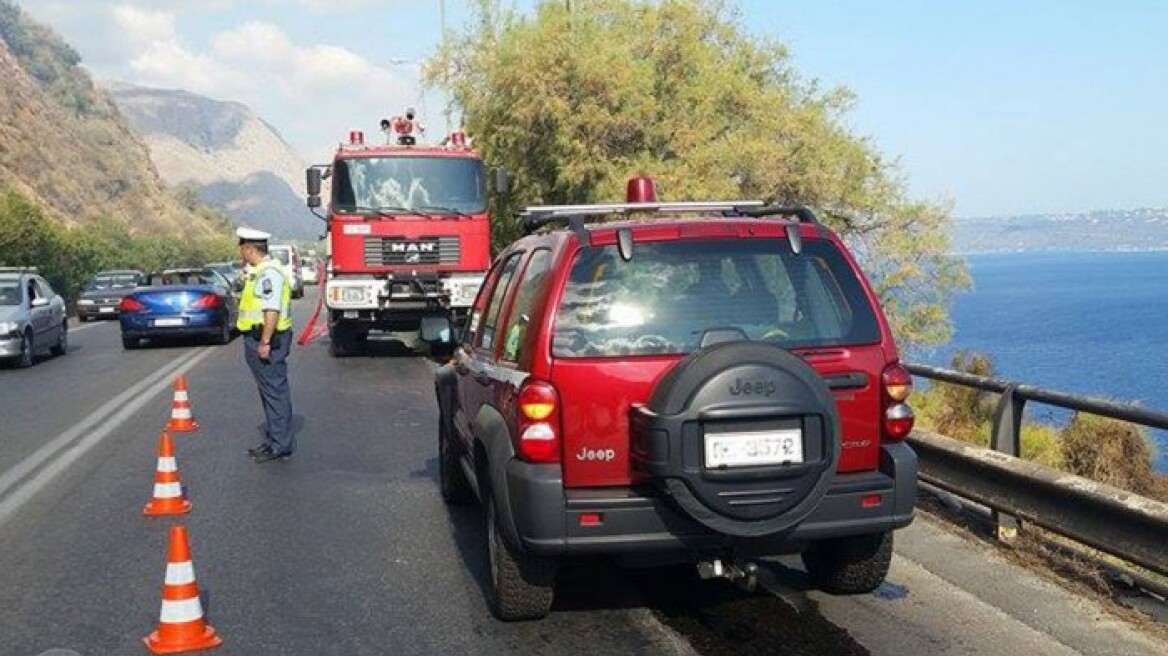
[434,178,917,620]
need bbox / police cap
[237,227,271,246]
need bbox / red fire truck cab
[306,128,498,357]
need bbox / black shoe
[252,449,292,464]
[248,443,273,457]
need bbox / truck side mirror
[494,168,510,196]
[306,167,322,208]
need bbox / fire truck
[306,121,501,357]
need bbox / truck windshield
[332,156,487,215]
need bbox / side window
[464,259,505,346]
[478,253,523,352]
[37,278,55,299]
[500,250,552,363]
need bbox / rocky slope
[107,83,321,240]
[0,1,220,237]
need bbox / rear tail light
[518,380,561,463]
[191,293,222,309]
[119,297,146,312]
[882,363,915,441]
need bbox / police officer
[236,228,296,463]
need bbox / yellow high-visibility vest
[237,259,292,332]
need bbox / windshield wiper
[416,205,472,219]
[336,205,435,219]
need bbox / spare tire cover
[639,341,840,537]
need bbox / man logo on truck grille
[389,242,437,253]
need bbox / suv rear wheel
[485,493,557,621]
[802,530,893,594]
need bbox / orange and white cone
[166,375,199,433]
[144,524,222,654]
[143,432,191,517]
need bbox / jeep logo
[576,447,617,462]
[729,378,777,397]
[389,241,437,253]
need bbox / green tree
[427,0,968,348]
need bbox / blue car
[119,268,239,349]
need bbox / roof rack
[517,201,821,245]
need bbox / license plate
[704,428,803,468]
[99,307,115,313]
[153,317,185,327]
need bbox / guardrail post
[991,385,1025,541]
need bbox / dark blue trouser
[244,332,294,454]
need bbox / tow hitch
[696,558,759,593]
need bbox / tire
[485,493,557,621]
[213,319,231,345]
[437,392,473,504]
[16,331,34,368]
[50,321,67,356]
[802,531,893,594]
[122,336,140,350]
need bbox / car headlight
[78,299,94,305]
[0,321,20,335]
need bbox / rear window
[552,238,881,358]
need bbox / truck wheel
[438,392,473,504]
[485,493,557,621]
[802,530,893,594]
[329,327,354,357]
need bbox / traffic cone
[144,524,222,654]
[143,432,191,517]
[166,375,199,433]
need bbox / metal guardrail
[904,363,1168,579]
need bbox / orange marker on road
[144,524,222,654]
[143,433,191,517]
[166,375,199,433]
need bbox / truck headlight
[444,276,485,307]
[328,286,369,305]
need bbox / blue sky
[20,1,1168,218]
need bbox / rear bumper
[503,443,917,557]
[120,312,227,338]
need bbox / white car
[301,257,320,285]
[0,267,68,368]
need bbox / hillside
[107,83,321,240]
[0,1,221,237]
[952,208,1168,253]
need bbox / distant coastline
[950,208,1168,253]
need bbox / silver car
[0,268,69,368]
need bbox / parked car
[0,267,68,368]
[301,256,319,286]
[268,244,304,298]
[204,261,244,291]
[434,187,917,620]
[76,269,144,321]
[118,268,239,349]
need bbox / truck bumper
[503,443,917,557]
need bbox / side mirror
[494,168,510,196]
[306,167,322,208]
[31,297,48,308]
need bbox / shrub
[1060,413,1157,497]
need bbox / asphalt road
[0,292,1163,656]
